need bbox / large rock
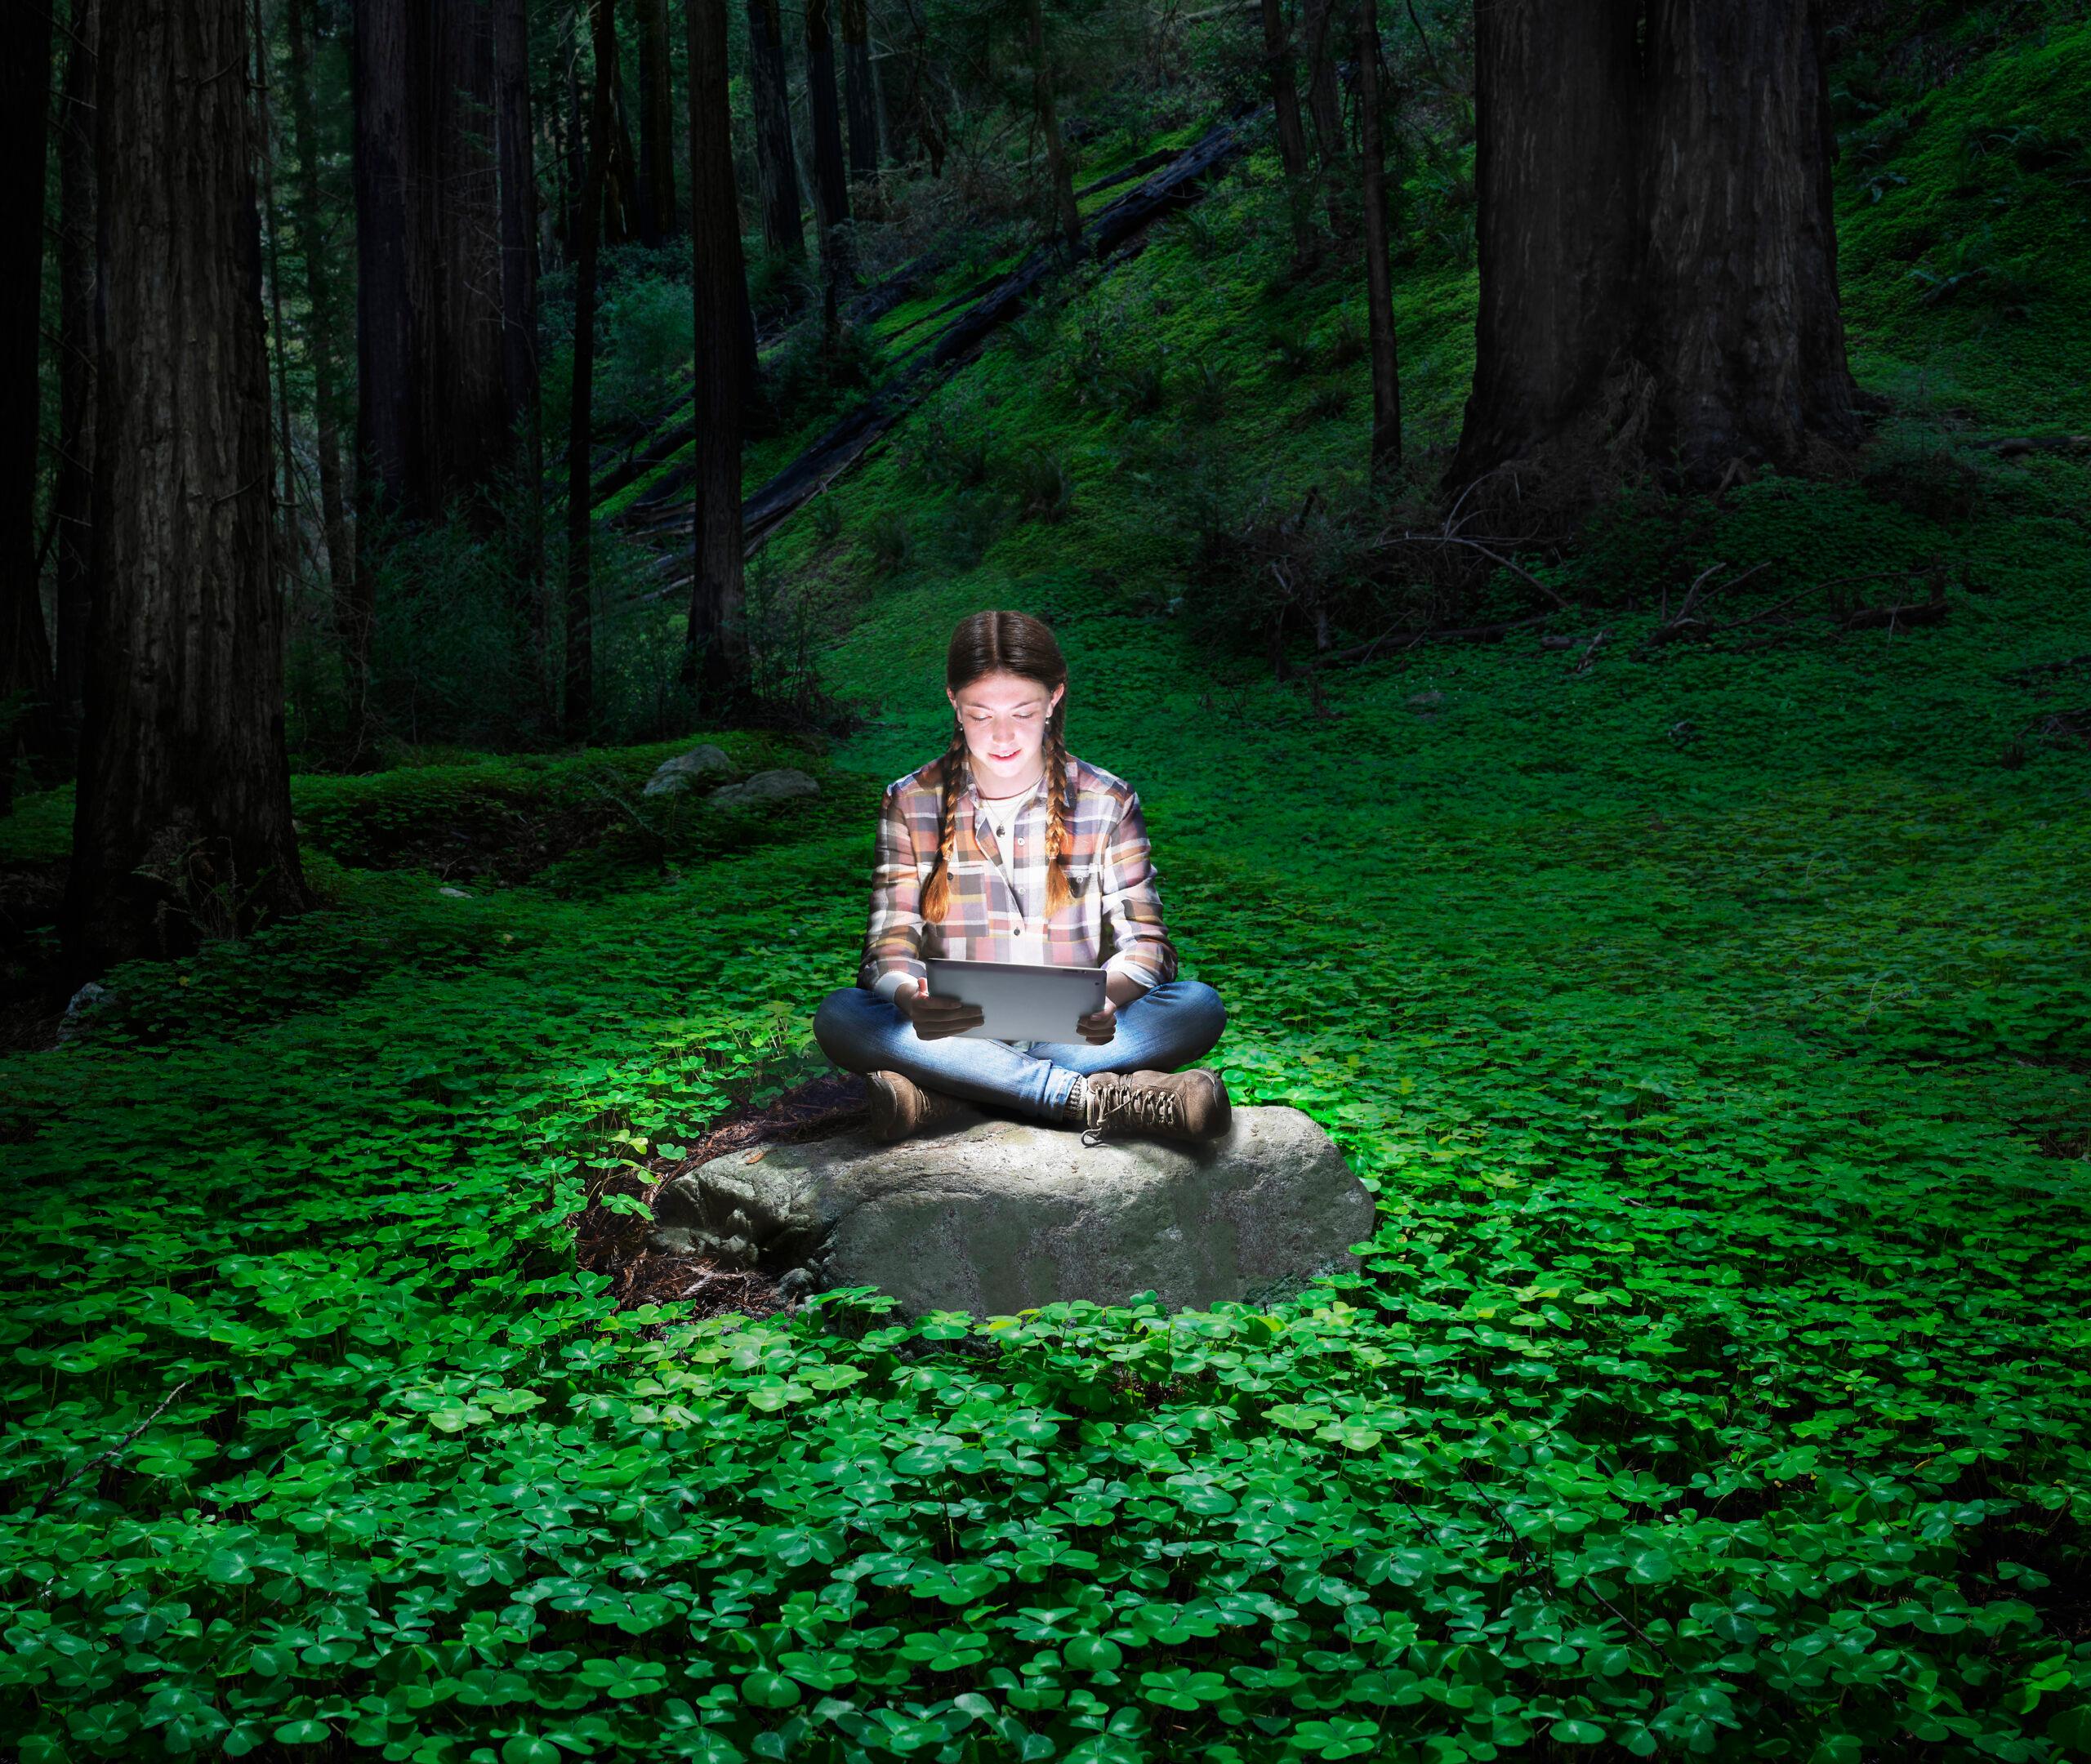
[649,1106,1374,1316]
[642,744,736,796]
[708,767,820,808]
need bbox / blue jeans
[813,980,1227,1121]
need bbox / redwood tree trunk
[1026,0,1083,258]
[55,0,100,742]
[1451,0,1857,491]
[635,0,677,242]
[495,0,547,710]
[840,0,881,177]
[565,0,619,742]
[806,0,854,314]
[1260,0,1313,261]
[1300,0,1344,166]
[65,0,306,978]
[1450,0,1643,488]
[1638,0,1858,479]
[287,0,354,647]
[0,2,58,791]
[354,0,516,533]
[1355,0,1402,479]
[684,0,749,702]
[745,0,805,258]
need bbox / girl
[814,609,1231,1145]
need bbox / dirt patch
[572,1071,871,1320]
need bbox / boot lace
[1080,1077,1179,1147]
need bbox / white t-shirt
[976,784,1040,1048]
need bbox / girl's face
[948,669,1065,791]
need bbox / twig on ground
[33,1379,195,1517]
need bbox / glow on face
[948,670,1065,777]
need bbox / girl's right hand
[897,980,985,1040]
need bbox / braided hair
[920,610,1075,923]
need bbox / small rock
[56,982,111,1045]
[642,744,736,797]
[708,768,821,808]
[438,886,473,898]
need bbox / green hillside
[5,17,2091,1764]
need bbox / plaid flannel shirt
[857,752,1179,1003]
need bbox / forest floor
[5,19,2091,1764]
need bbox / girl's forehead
[952,671,1059,706]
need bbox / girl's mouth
[990,751,1018,762]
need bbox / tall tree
[635,0,678,243]
[1300,0,1344,167]
[54,0,100,742]
[565,0,620,742]
[745,0,805,258]
[805,0,854,317]
[354,0,516,533]
[1452,0,1857,489]
[66,0,306,977]
[495,0,547,703]
[840,0,881,176]
[684,0,749,701]
[1260,0,1313,262]
[254,0,298,595]
[1354,0,1401,479]
[287,0,356,648]
[0,2,58,795]
[1025,0,1083,258]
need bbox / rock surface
[642,744,737,796]
[650,1105,1373,1316]
[709,767,821,808]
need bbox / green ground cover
[6,20,2091,1764]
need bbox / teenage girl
[814,609,1232,1144]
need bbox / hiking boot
[1077,1069,1233,1147]
[865,1070,965,1143]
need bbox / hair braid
[920,717,970,924]
[1042,708,1074,919]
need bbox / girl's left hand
[1076,998,1117,1045]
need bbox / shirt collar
[965,769,1044,814]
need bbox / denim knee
[813,986,875,1067]
[1173,979,1227,1047]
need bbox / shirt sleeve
[1098,788,1179,991]
[858,782,929,996]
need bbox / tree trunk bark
[354,0,516,534]
[684,0,749,702]
[605,74,640,246]
[806,0,854,317]
[65,0,306,978]
[1300,0,1344,166]
[253,0,297,595]
[1355,0,1402,479]
[495,0,548,718]
[1637,0,1858,479]
[745,0,805,258]
[840,0,881,177]
[433,0,512,519]
[1026,0,1083,258]
[565,0,620,742]
[55,0,100,744]
[0,2,59,793]
[635,0,677,243]
[1451,0,1857,492]
[1260,0,1313,261]
[1450,0,1642,488]
[287,0,355,654]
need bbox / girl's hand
[1076,998,1117,1045]
[897,981,984,1040]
